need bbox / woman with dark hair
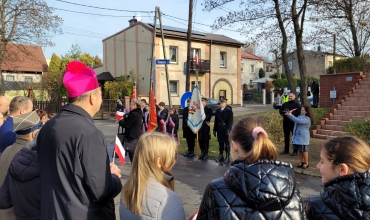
[197,117,305,220]
[306,136,370,219]
[285,105,313,169]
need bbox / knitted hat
[63,61,99,98]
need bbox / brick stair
[313,74,369,139]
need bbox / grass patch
[178,107,329,163]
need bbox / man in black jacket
[310,80,320,108]
[119,100,143,163]
[183,99,196,158]
[36,61,122,220]
[198,98,213,160]
[279,92,301,156]
[214,98,233,163]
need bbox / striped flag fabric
[115,111,125,121]
[114,135,125,166]
[187,79,205,133]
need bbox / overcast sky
[43,0,248,60]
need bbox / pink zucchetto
[63,61,99,98]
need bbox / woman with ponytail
[197,117,306,220]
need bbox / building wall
[2,72,42,82]
[241,58,264,85]
[320,72,363,107]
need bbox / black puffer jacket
[306,172,370,219]
[197,159,306,220]
[0,147,40,219]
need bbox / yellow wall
[5,90,48,101]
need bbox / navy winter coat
[0,147,40,220]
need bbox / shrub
[343,119,370,144]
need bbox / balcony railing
[190,59,210,72]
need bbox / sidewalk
[275,138,326,178]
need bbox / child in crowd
[306,136,370,219]
[120,132,185,220]
[167,108,179,143]
[197,116,305,219]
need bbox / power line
[55,0,154,13]
[51,7,152,18]
[63,26,107,37]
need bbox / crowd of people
[0,61,369,220]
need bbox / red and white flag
[114,135,125,166]
[116,111,124,121]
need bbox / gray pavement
[95,118,323,219]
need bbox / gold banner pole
[196,132,199,159]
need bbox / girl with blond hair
[306,136,370,219]
[197,117,305,220]
[120,132,185,220]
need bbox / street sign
[155,59,170,64]
[180,91,193,108]
[183,62,187,75]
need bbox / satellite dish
[136,14,142,22]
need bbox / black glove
[213,131,216,137]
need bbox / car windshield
[207,98,219,105]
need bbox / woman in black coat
[197,117,306,220]
[0,147,40,219]
[305,136,370,219]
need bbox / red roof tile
[1,44,48,72]
[241,52,264,61]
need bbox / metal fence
[243,89,272,104]
[33,99,119,117]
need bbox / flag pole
[196,132,199,158]
[113,151,116,163]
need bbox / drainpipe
[209,40,212,98]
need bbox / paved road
[95,118,322,219]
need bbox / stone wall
[320,72,364,107]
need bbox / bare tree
[242,41,258,54]
[311,0,370,57]
[0,0,63,94]
[203,0,297,96]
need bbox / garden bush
[343,119,370,144]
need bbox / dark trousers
[313,93,319,107]
[199,140,209,154]
[218,141,230,153]
[283,120,294,153]
[186,137,195,152]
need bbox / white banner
[187,80,205,133]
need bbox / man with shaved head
[0,96,10,127]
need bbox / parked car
[178,98,232,115]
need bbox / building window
[241,63,244,72]
[191,48,201,60]
[169,80,178,96]
[220,52,226,67]
[169,46,178,63]
[25,77,33,83]
[288,61,293,70]
[6,75,14,81]
[329,61,333,67]
[250,65,255,73]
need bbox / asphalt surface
[94,107,323,219]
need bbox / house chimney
[317,45,321,52]
[129,16,137,27]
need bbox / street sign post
[183,62,187,75]
[155,59,170,64]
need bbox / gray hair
[26,130,40,149]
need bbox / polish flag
[116,111,124,121]
[114,135,125,166]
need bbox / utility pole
[158,7,172,108]
[149,7,158,101]
[333,34,336,74]
[185,0,193,92]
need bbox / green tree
[259,69,266,78]
[79,53,94,67]
[93,55,103,67]
[48,53,62,72]
[64,44,82,60]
